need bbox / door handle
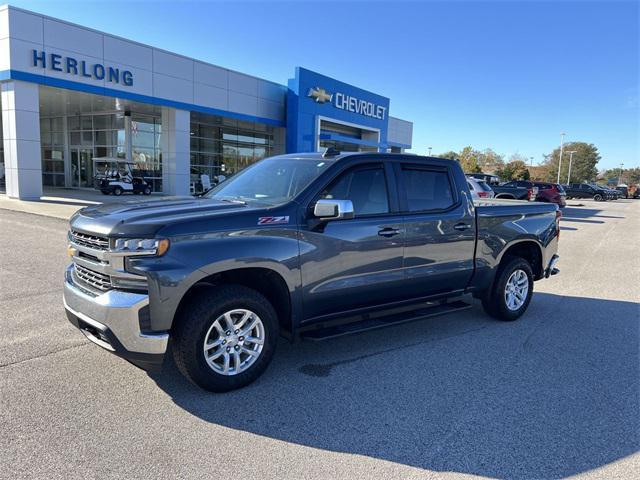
[378,227,401,237]
[453,223,472,231]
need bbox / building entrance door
[70,148,94,188]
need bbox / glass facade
[40,117,66,187]
[34,86,287,195]
[190,112,285,192]
[131,114,162,192]
[39,110,163,192]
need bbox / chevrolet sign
[308,86,386,120]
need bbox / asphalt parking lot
[1,199,638,480]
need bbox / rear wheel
[173,285,278,392]
[113,186,123,196]
[482,256,534,321]
[143,186,151,195]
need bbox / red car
[533,182,567,207]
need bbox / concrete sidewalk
[0,188,162,220]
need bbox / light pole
[530,156,534,167]
[428,147,432,156]
[618,162,624,184]
[566,150,577,184]
[556,132,566,184]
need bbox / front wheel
[172,285,278,392]
[481,257,534,321]
[143,186,151,195]
[113,186,123,196]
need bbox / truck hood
[70,196,258,237]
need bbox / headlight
[112,238,170,256]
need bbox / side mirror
[313,199,355,221]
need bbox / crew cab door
[298,161,405,321]
[396,161,476,297]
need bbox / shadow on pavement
[562,206,625,220]
[149,293,639,479]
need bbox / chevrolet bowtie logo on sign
[308,87,333,103]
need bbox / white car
[466,176,495,200]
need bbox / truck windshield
[205,156,334,206]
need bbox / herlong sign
[31,50,134,87]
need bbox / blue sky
[8,0,639,170]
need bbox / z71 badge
[257,216,290,225]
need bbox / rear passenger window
[401,167,454,212]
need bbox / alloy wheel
[504,269,529,311]
[203,309,265,376]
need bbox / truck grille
[70,229,109,251]
[74,264,112,292]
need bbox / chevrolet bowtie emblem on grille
[308,87,333,103]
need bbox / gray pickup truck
[64,152,560,392]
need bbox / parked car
[601,186,620,200]
[500,180,539,201]
[565,183,608,201]
[466,176,495,200]
[466,174,532,200]
[64,151,561,392]
[615,184,629,198]
[468,173,501,186]
[593,184,617,200]
[532,182,567,207]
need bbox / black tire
[143,186,151,195]
[172,285,278,392]
[481,256,534,321]
[113,186,123,196]
[593,193,602,201]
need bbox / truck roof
[274,151,454,165]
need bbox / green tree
[436,151,459,161]
[601,166,640,185]
[477,148,505,171]
[495,158,530,180]
[544,142,600,183]
[457,146,482,173]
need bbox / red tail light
[527,189,533,200]
[478,192,488,198]
[556,209,562,239]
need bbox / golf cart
[93,157,152,196]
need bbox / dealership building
[0,4,413,199]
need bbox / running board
[300,300,472,341]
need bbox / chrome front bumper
[63,265,168,363]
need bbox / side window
[503,181,516,187]
[401,167,454,212]
[320,166,389,216]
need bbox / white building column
[1,81,42,199]
[161,107,190,196]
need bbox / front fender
[128,229,301,331]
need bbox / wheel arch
[496,239,545,280]
[173,267,294,340]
